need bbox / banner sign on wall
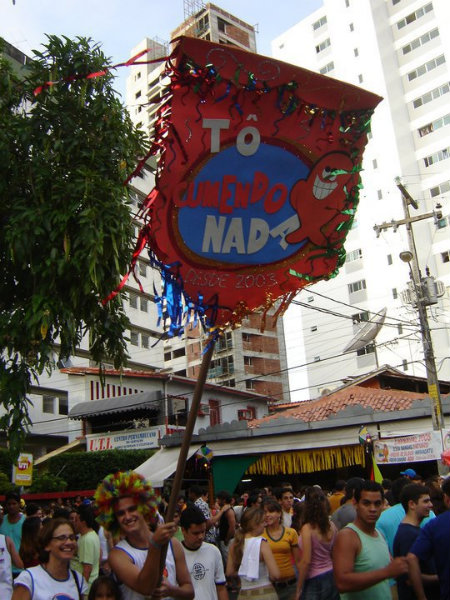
[374,430,450,464]
[86,427,162,452]
[12,453,33,486]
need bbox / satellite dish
[343,307,387,353]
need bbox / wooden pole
[159,338,215,578]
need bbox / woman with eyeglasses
[12,517,88,600]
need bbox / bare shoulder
[336,526,361,549]
[171,537,185,558]
[109,545,133,566]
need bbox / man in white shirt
[180,506,228,600]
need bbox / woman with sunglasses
[12,517,88,600]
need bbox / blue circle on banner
[177,143,309,265]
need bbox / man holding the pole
[95,470,194,600]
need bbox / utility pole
[374,180,445,432]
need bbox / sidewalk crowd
[0,467,449,600]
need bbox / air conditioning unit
[198,403,210,416]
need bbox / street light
[399,251,445,432]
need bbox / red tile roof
[250,385,429,428]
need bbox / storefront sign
[86,427,162,452]
[12,453,33,486]
[374,430,450,464]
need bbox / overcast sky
[1,0,322,96]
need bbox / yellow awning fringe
[246,444,365,475]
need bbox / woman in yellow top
[263,499,301,600]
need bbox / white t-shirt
[0,534,13,600]
[114,538,177,600]
[182,542,226,600]
[14,564,88,600]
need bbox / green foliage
[28,471,68,493]
[0,447,14,476]
[0,472,15,494]
[0,36,148,457]
[45,449,155,490]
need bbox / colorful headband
[94,470,160,534]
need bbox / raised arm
[109,522,176,596]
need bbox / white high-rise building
[273,0,450,400]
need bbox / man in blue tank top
[333,480,408,600]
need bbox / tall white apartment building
[126,3,290,402]
[273,0,450,400]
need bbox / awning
[35,438,84,466]
[69,390,162,420]
[135,446,199,487]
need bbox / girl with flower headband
[94,470,193,600]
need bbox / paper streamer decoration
[127,37,382,330]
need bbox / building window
[209,399,221,426]
[135,90,141,99]
[392,288,398,299]
[354,48,359,57]
[407,55,445,82]
[348,279,366,294]
[357,344,375,356]
[43,396,55,413]
[315,38,331,53]
[358,74,364,83]
[441,250,450,263]
[245,379,255,390]
[387,254,393,265]
[129,292,138,309]
[424,146,450,167]
[244,356,253,365]
[130,331,139,346]
[242,332,251,342]
[140,297,148,312]
[413,82,450,109]
[418,112,450,138]
[141,334,150,349]
[402,27,439,55]
[164,351,171,361]
[313,15,327,30]
[320,61,335,75]
[346,248,363,262]
[138,261,147,277]
[59,397,68,415]
[397,3,433,30]
[173,347,185,358]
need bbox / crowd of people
[0,468,449,600]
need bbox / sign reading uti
[138,37,381,328]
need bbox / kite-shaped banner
[141,36,382,329]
